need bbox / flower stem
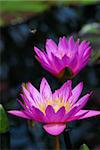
[54,136,60,150]
[63,129,72,150]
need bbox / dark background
[0,2,100,150]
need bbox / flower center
[38,98,71,114]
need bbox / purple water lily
[8,78,100,135]
[34,36,91,78]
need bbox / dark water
[0,4,100,150]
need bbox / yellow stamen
[38,98,71,114]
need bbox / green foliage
[0,1,48,13]
[80,23,100,35]
[0,0,99,26]
[0,104,9,133]
[79,23,100,65]
[79,144,90,150]
[0,0,98,13]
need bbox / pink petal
[68,36,75,50]
[41,52,61,74]
[40,78,52,101]
[58,36,68,53]
[50,53,63,72]
[41,62,58,76]
[45,105,55,122]
[27,82,42,106]
[70,94,90,115]
[64,102,90,122]
[46,39,57,56]
[74,39,80,52]
[62,55,70,66]
[16,100,35,119]
[36,54,58,75]
[68,55,78,73]
[76,110,100,120]
[31,106,45,122]
[83,47,91,58]
[34,47,49,64]
[43,124,66,135]
[78,41,87,56]
[45,105,65,123]
[20,94,32,108]
[22,85,36,106]
[63,106,78,121]
[74,93,90,106]
[53,80,72,103]
[8,110,32,119]
[66,111,89,122]
[69,82,83,105]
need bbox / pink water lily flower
[8,78,100,136]
[34,36,91,78]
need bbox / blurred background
[0,0,100,150]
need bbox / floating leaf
[0,104,9,133]
[79,23,100,65]
[79,144,90,150]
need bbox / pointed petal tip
[41,77,47,83]
[7,110,31,119]
[69,35,74,41]
[77,110,100,120]
[34,46,41,54]
[77,82,83,90]
[43,124,66,135]
[46,38,52,43]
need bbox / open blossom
[8,78,100,136]
[34,36,91,78]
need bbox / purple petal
[45,105,65,123]
[17,99,29,112]
[68,56,78,74]
[69,94,90,116]
[53,80,72,103]
[78,41,87,56]
[31,106,45,122]
[50,53,63,73]
[74,93,90,107]
[69,82,83,105]
[76,110,100,120]
[62,55,70,66]
[46,39,57,56]
[66,111,89,122]
[68,36,75,50]
[43,124,66,135]
[58,36,68,53]
[45,105,55,122]
[17,100,35,119]
[63,106,78,121]
[34,47,49,64]
[40,78,52,101]
[55,107,66,122]
[22,86,36,106]
[20,94,32,108]
[74,39,80,51]
[36,54,58,76]
[27,82,42,106]
[41,62,58,76]
[41,52,61,74]
[8,110,32,119]
[83,47,91,58]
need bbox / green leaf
[79,23,100,35]
[0,1,48,13]
[0,104,9,134]
[79,23,100,65]
[79,144,90,150]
